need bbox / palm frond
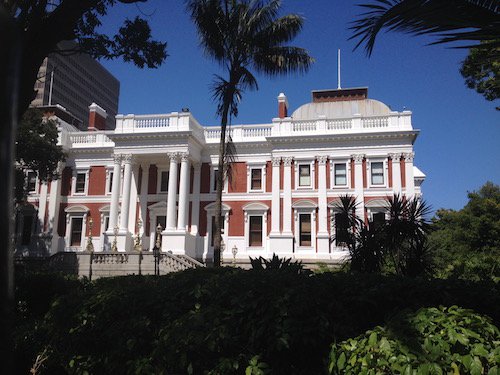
[253,45,313,76]
[351,0,500,55]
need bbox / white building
[20,87,425,265]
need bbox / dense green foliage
[429,182,500,282]
[460,42,500,109]
[328,305,500,374]
[333,194,432,277]
[14,269,500,374]
[14,108,66,202]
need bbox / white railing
[293,120,316,132]
[69,132,114,147]
[362,116,389,128]
[327,118,352,130]
[242,126,272,138]
[135,115,170,129]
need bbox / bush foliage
[14,269,500,374]
[328,306,500,375]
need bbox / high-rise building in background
[31,41,120,130]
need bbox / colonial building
[20,87,425,265]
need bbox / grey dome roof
[291,99,391,120]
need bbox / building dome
[291,98,391,120]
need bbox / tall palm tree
[351,0,500,55]
[187,0,313,266]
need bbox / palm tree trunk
[0,9,20,374]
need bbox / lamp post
[153,223,162,276]
[232,245,238,266]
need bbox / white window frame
[157,168,170,193]
[64,205,89,251]
[26,170,39,194]
[294,160,315,189]
[147,201,167,249]
[292,200,317,251]
[105,168,113,195]
[330,160,350,188]
[247,163,266,193]
[72,169,89,196]
[211,166,228,193]
[365,199,389,223]
[368,159,387,188]
[243,202,269,250]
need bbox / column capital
[122,154,133,164]
[317,155,328,165]
[389,153,402,161]
[179,152,189,163]
[271,157,281,167]
[168,152,180,162]
[351,154,365,163]
[113,154,122,164]
[283,156,293,167]
[404,152,415,162]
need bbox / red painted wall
[229,162,246,193]
[362,159,367,189]
[388,158,393,188]
[148,165,157,194]
[61,167,72,196]
[88,166,106,195]
[200,163,211,193]
[401,158,406,188]
[266,161,272,193]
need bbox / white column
[38,182,48,229]
[108,154,122,232]
[190,162,201,235]
[317,156,328,234]
[352,154,365,220]
[120,154,133,231]
[404,152,415,198]
[177,152,191,232]
[128,163,140,233]
[166,152,179,231]
[271,157,281,234]
[139,163,149,235]
[282,157,293,235]
[317,156,329,256]
[48,162,64,254]
[390,153,402,194]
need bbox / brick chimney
[88,103,107,131]
[277,92,288,119]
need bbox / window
[27,172,37,193]
[371,162,384,185]
[160,171,169,192]
[75,173,86,193]
[335,213,349,244]
[299,164,311,187]
[70,217,83,246]
[299,214,311,246]
[372,212,385,230]
[213,169,219,191]
[251,169,262,190]
[334,164,347,186]
[156,215,166,231]
[103,216,110,233]
[249,216,263,247]
[107,172,113,193]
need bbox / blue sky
[98,0,499,212]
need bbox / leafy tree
[350,0,500,107]
[460,41,500,109]
[0,1,167,371]
[429,181,500,281]
[187,0,313,266]
[14,108,66,203]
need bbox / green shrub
[13,270,500,374]
[328,306,500,374]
